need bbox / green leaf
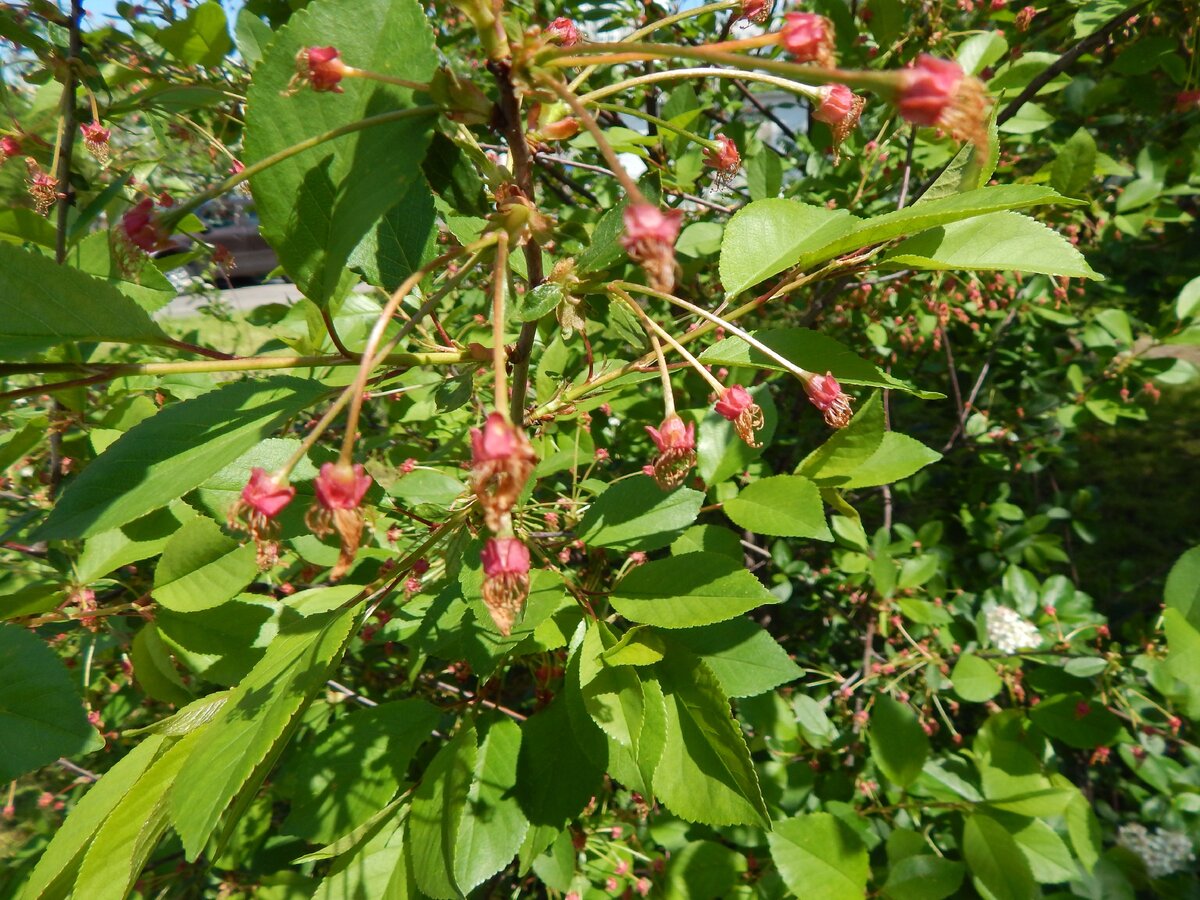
[0,624,99,781]
[454,718,528,894]
[349,179,438,293]
[869,696,929,788]
[963,815,1038,900]
[654,651,769,827]
[1066,790,1102,873]
[1028,693,1123,748]
[72,728,205,900]
[664,840,748,900]
[836,433,942,490]
[576,476,703,552]
[410,721,476,900]
[671,525,744,561]
[1010,818,1076,884]
[1050,128,1097,198]
[515,698,605,828]
[719,186,1070,296]
[883,212,1103,280]
[610,553,778,629]
[793,694,838,748]
[283,700,439,843]
[666,619,802,698]
[951,654,1003,703]
[155,1,232,66]
[131,625,193,706]
[75,503,194,584]
[0,242,169,347]
[18,736,166,900]
[512,282,563,323]
[243,0,437,305]
[767,813,870,900]
[580,623,646,747]
[698,328,937,398]
[153,516,258,613]
[883,855,966,900]
[36,377,327,540]
[312,808,414,900]
[1165,545,1200,629]
[723,474,832,540]
[170,605,358,859]
[233,8,271,68]
[601,626,666,667]
[797,392,886,484]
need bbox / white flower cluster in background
[985,605,1042,654]
[1117,823,1196,878]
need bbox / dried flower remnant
[812,84,865,161]
[26,159,62,216]
[621,203,683,294]
[81,121,111,165]
[546,16,581,47]
[0,135,20,165]
[778,13,835,67]
[803,372,854,428]
[471,412,538,532]
[645,413,696,490]
[228,467,296,569]
[897,55,991,151]
[481,536,531,635]
[288,46,347,94]
[306,462,372,580]
[703,134,741,187]
[985,605,1041,654]
[714,385,764,447]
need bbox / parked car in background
[157,195,280,287]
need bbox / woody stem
[611,288,726,394]
[491,230,510,414]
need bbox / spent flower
[646,413,696,490]
[714,385,764,447]
[546,17,581,47]
[778,13,835,67]
[804,372,854,428]
[813,84,865,161]
[481,536,531,636]
[621,203,683,294]
[289,46,347,94]
[470,412,538,532]
[0,135,21,165]
[703,134,741,186]
[306,462,372,580]
[228,468,296,569]
[897,55,991,151]
[81,121,112,165]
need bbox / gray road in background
[162,280,302,316]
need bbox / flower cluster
[1117,824,1196,878]
[985,605,1041,654]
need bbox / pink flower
[1,135,22,162]
[307,462,372,580]
[898,55,991,150]
[714,385,764,447]
[804,372,854,428]
[779,13,835,67]
[645,414,696,490]
[703,134,741,185]
[294,46,346,93]
[314,462,371,510]
[740,0,768,23]
[120,198,167,252]
[470,412,537,532]
[546,16,581,47]
[812,84,866,161]
[80,120,111,164]
[243,467,296,518]
[635,878,652,897]
[621,203,683,292]
[229,468,295,569]
[481,537,532,635]
[1175,89,1200,111]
